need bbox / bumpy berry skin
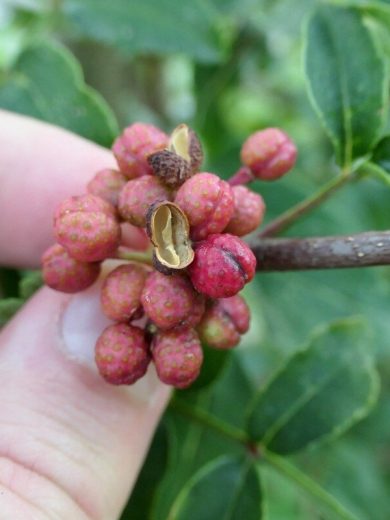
[118,176,171,227]
[100,264,148,322]
[188,233,256,298]
[219,295,250,334]
[54,194,116,222]
[95,324,150,385]
[241,128,297,180]
[141,272,205,330]
[112,123,169,179]
[225,186,265,236]
[152,328,203,388]
[42,243,100,293]
[55,211,121,262]
[174,173,234,240]
[87,169,127,207]
[197,295,250,349]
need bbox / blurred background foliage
[0,0,389,519]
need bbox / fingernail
[61,281,111,366]
[60,271,167,404]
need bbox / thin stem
[359,161,390,187]
[259,172,353,238]
[170,397,359,519]
[250,231,390,271]
[262,450,358,520]
[115,247,153,265]
[169,397,249,445]
[228,166,254,186]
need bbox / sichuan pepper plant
[1,1,390,519]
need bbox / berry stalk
[228,166,254,186]
[115,247,154,265]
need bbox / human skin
[0,110,171,519]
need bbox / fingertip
[0,111,116,267]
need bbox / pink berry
[174,172,234,240]
[100,264,148,322]
[42,243,100,293]
[55,211,121,262]
[95,323,150,385]
[241,128,297,180]
[188,233,256,298]
[219,294,250,334]
[87,169,127,207]
[118,176,171,227]
[141,271,205,330]
[54,194,116,222]
[152,328,203,388]
[112,123,169,179]
[197,295,250,349]
[225,186,265,236]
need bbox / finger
[0,110,117,267]
[0,279,171,519]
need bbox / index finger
[0,110,116,268]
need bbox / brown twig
[250,231,390,271]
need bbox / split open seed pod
[147,201,194,274]
[169,124,203,173]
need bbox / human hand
[0,110,170,519]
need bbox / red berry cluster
[42,122,296,389]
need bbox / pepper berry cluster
[42,123,296,389]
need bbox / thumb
[0,280,170,519]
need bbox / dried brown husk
[147,201,194,272]
[148,149,191,187]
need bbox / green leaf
[168,455,263,520]
[372,135,390,172]
[293,438,390,519]
[183,347,231,393]
[0,298,24,327]
[261,452,358,520]
[152,361,253,520]
[19,270,43,300]
[329,0,390,23]
[304,5,388,167]
[63,0,222,63]
[121,424,169,520]
[246,318,379,453]
[0,42,119,146]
